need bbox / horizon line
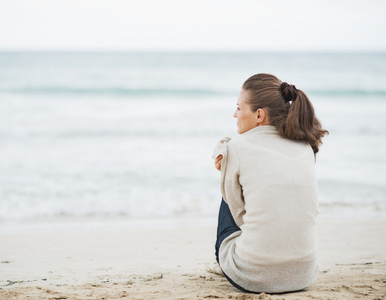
[1,49,385,54]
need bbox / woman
[212,73,328,293]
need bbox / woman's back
[231,126,318,263]
[218,126,319,293]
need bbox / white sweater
[213,125,319,293]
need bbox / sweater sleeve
[213,139,245,227]
[212,137,231,199]
[224,143,245,227]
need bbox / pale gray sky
[0,0,385,52]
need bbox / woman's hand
[214,154,223,171]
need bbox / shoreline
[1,217,385,299]
[1,208,385,234]
[0,215,218,235]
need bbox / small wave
[0,86,227,97]
[308,89,386,97]
[2,86,386,98]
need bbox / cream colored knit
[213,125,319,293]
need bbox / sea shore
[0,216,385,299]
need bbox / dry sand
[0,217,385,299]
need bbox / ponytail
[243,74,328,154]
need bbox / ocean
[1,52,385,222]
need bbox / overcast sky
[1,0,385,52]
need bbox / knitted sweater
[212,125,319,293]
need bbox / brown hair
[242,73,328,154]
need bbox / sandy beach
[0,217,385,299]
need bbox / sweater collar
[242,125,277,136]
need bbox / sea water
[0,52,385,222]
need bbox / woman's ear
[256,108,270,125]
[256,108,265,124]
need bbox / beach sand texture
[1,218,385,299]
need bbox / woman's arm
[223,145,245,227]
[213,138,245,227]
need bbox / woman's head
[233,89,270,134]
[239,73,328,153]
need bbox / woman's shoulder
[229,126,312,155]
[212,136,231,159]
[214,126,284,155]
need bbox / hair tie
[280,82,298,103]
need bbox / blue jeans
[215,199,251,293]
